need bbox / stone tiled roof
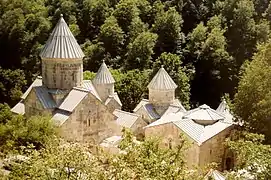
[93,61,115,84]
[11,100,25,115]
[204,169,226,180]
[145,112,183,128]
[34,86,57,109]
[148,67,177,90]
[113,109,140,128]
[21,76,42,100]
[173,119,232,145]
[183,104,225,123]
[40,15,84,59]
[52,110,71,126]
[216,100,230,114]
[133,99,149,112]
[81,80,101,101]
[145,104,234,146]
[105,93,122,107]
[100,136,122,148]
[58,88,88,112]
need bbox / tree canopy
[234,40,271,143]
[1,0,270,109]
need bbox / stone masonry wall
[60,92,121,144]
[42,58,83,90]
[24,89,53,117]
[149,89,175,105]
[105,97,121,113]
[149,89,175,115]
[199,127,233,170]
[94,83,114,102]
[145,123,200,168]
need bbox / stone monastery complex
[11,15,235,171]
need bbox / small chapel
[11,15,235,170]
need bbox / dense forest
[1,0,270,110]
[0,0,271,179]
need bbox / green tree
[226,131,271,179]
[125,31,158,70]
[152,6,183,55]
[112,69,151,112]
[98,16,125,58]
[0,104,13,124]
[234,40,271,143]
[186,15,233,107]
[0,0,51,78]
[8,130,196,179]
[152,52,191,109]
[113,0,139,33]
[81,40,106,72]
[0,68,27,106]
[79,0,113,40]
[0,115,58,153]
[128,16,148,42]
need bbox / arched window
[168,138,173,149]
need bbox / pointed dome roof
[183,104,225,125]
[93,61,115,84]
[216,99,230,114]
[204,169,225,180]
[148,66,177,90]
[40,14,85,59]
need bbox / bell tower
[40,14,85,90]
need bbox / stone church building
[11,15,235,170]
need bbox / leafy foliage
[0,114,58,153]
[7,129,203,179]
[226,131,271,179]
[234,40,271,143]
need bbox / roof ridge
[114,109,140,117]
[73,87,89,93]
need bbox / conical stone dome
[40,14,84,59]
[93,61,115,84]
[148,66,177,90]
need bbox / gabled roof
[171,99,187,112]
[11,100,25,115]
[52,110,71,126]
[105,93,122,107]
[173,119,232,145]
[145,104,234,146]
[148,66,177,90]
[183,104,225,124]
[145,112,183,128]
[40,14,84,59]
[93,61,115,84]
[21,76,42,100]
[217,99,230,114]
[144,104,161,120]
[204,169,226,180]
[81,80,101,101]
[162,105,182,117]
[133,99,149,112]
[58,88,88,112]
[113,109,140,128]
[100,136,122,148]
[33,86,57,109]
